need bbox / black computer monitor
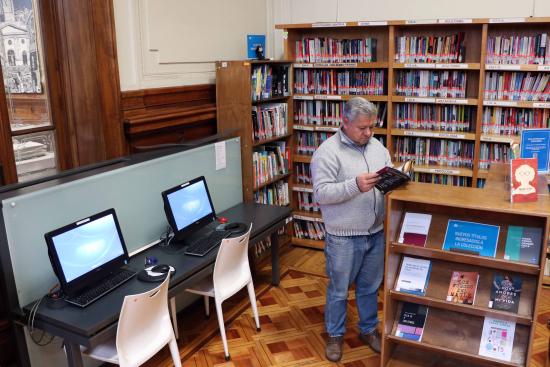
[161,176,216,242]
[45,208,129,296]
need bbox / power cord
[27,284,59,346]
[159,226,174,247]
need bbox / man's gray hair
[343,97,378,123]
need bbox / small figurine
[255,45,265,60]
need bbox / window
[0,0,58,182]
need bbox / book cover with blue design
[247,35,266,59]
[442,220,500,258]
[504,225,543,265]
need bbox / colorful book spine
[295,37,378,63]
[395,33,466,63]
[394,104,474,132]
[294,69,386,95]
[395,70,467,98]
[393,137,474,168]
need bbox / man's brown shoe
[325,336,344,362]
[359,329,381,353]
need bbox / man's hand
[356,172,380,193]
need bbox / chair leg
[170,297,179,339]
[215,299,230,360]
[168,336,182,367]
[204,295,210,318]
[247,281,261,332]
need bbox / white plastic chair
[185,225,260,360]
[82,274,182,367]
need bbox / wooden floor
[142,246,550,367]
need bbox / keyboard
[184,230,231,257]
[65,268,136,308]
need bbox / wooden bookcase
[383,182,550,366]
[275,17,550,249]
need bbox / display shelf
[411,165,474,177]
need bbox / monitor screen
[45,209,129,293]
[162,176,216,239]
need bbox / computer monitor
[45,208,129,296]
[161,176,216,242]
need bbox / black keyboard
[65,268,136,308]
[184,230,231,257]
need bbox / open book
[375,160,414,194]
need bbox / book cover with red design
[510,158,538,203]
[446,271,479,305]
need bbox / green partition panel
[2,138,242,307]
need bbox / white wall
[113,0,550,89]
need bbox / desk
[19,202,291,367]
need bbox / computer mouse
[151,264,170,273]
[224,222,240,230]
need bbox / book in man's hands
[375,165,411,194]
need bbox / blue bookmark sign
[443,220,500,258]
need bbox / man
[311,97,391,362]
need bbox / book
[398,212,432,247]
[395,256,432,296]
[520,128,549,173]
[504,225,543,264]
[247,34,266,59]
[442,220,500,258]
[446,271,479,305]
[489,274,522,313]
[395,302,429,342]
[375,166,411,194]
[510,158,538,203]
[478,317,516,362]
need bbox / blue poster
[520,128,550,173]
[443,220,500,258]
[247,35,266,59]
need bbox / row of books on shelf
[252,142,289,187]
[486,34,550,65]
[412,172,472,187]
[295,131,335,155]
[295,162,312,184]
[294,100,387,127]
[295,37,378,63]
[399,212,543,264]
[394,104,474,132]
[253,181,289,206]
[484,71,550,101]
[394,137,475,168]
[293,219,326,241]
[293,69,386,95]
[251,64,290,102]
[394,32,466,64]
[296,191,319,212]
[253,236,272,259]
[395,70,467,98]
[482,106,550,135]
[479,142,512,169]
[395,301,516,362]
[252,103,288,141]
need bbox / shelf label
[436,98,469,105]
[293,63,313,68]
[294,95,314,100]
[285,216,293,224]
[484,100,518,107]
[316,62,358,68]
[481,135,513,143]
[489,17,525,23]
[404,97,435,103]
[294,125,315,131]
[435,63,469,69]
[292,186,313,193]
[438,18,473,24]
[428,168,461,175]
[404,63,435,69]
[533,102,550,108]
[403,130,465,139]
[314,94,342,100]
[316,126,339,132]
[312,22,347,28]
[485,64,521,70]
[406,19,437,24]
[537,65,550,71]
[357,21,388,26]
[293,214,323,222]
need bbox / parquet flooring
[140,245,549,367]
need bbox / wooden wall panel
[122,85,217,151]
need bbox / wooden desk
[19,202,290,367]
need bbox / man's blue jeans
[324,230,384,337]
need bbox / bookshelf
[275,17,550,249]
[383,182,549,366]
[216,60,293,257]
